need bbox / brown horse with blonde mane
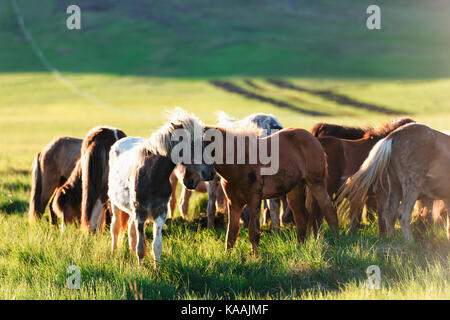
[307,118,414,234]
[207,124,339,255]
[338,123,450,243]
[28,136,82,223]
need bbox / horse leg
[280,195,293,226]
[179,188,192,219]
[380,183,401,240]
[286,181,308,243]
[206,180,218,229]
[240,206,250,228]
[128,216,137,253]
[110,205,122,254]
[376,191,387,237]
[267,199,281,231]
[398,188,420,243]
[305,188,322,236]
[262,201,269,226]
[225,200,244,251]
[248,196,262,256]
[167,173,177,219]
[135,217,147,266]
[152,212,166,268]
[307,181,339,234]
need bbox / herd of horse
[28,108,449,267]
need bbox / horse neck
[145,154,176,181]
[212,127,257,182]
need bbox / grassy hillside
[0,0,449,299]
[2,0,450,78]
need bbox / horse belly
[262,174,300,199]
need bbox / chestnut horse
[338,123,450,243]
[168,112,287,230]
[29,136,81,223]
[108,109,216,267]
[207,125,339,255]
[307,118,414,234]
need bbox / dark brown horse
[307,118,415,234]
[80,126,126,232]
[311,122,366,139]
[29,136,82,223]
[207,125,339,255]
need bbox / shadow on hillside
[3,0,450,79]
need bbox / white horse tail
[337,137,393,218]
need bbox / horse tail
[48,189,60,225]
[29,152,43,224]
[337,137,393,220]
[81,143,107,232]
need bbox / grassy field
[0,0,449,299]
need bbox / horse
[48,158,112,231]
[49,159,83,228]
[205,123,339,256]
[307,118,415,235]
[214,112,290,230]
[80,126,126,232]
[28,136,82,223]
[338,123,450,243]
[168,111,289,230]
[108,109,216,267]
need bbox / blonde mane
[148,107,205,156]
[215,111,262,136]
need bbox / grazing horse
[338,123,450,243]
[28,136,82,223]
[80,126,126,232]
[49,159,83,228]
[307,118,414,234]
[108,109,216,267]
[206,124,339,256]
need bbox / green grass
[0,0,449,299]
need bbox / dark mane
[311,123,367,140]
[363,118,415,140]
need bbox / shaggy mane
[148,107,205,156]
[215,111,262,136]
[363,118,415,140]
